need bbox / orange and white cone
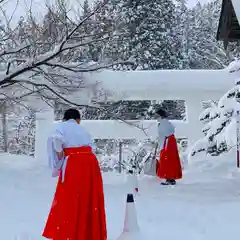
[127,170,139,195]
[117,194,141,240]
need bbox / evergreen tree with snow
[190,60,240,157]
[101,0,185,70]
[174,0,190,69]
[79,0,101,62]
[91,0,119,62]
[186,0,233,69]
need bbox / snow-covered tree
[186,0,237,69]
[174,0,190,69]
[100,0,185,70]
[7,108,35,156]
[0,0,132,154]
[92,0,240,70]
[0,0,124,108]
[92,0,120,62]
[0,98,36,155]
[190,60,240,157]
[77,0,102,62]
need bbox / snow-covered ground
[1,153,240,240]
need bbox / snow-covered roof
[91,69,235,100]
[232,0,240,25]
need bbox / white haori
[47,119,95,183]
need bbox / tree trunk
[0,102,8,152]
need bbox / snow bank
[0,153,35,170]
[2,153,240,239]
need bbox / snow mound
[2,153,240,240]
[0,153,35,170]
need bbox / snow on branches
[0,0,130,108]
[190,59,240,158]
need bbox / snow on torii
[34,69,235,161]
[89,69,234,100]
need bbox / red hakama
[157,134,182,180]
[42,146,107,240]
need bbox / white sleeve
[52,124,65,152]
[87,132,96,151]
[47,134,63,169]
[158,122,164,138]
[52,134,64,152]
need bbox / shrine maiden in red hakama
[155,109,182,185]
[42,109,107,240]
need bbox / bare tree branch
[0,43,31,58]
[0,0,146,136]
[43,60,133,73]
[0,0,111,87]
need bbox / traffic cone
[127,169,139,195]
[132,166,139,193]
[117,194,140,240]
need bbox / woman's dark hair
[63,108,81,121]
[155,108,167,118]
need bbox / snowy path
[1,154,240,240]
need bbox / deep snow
[1,153,240,240]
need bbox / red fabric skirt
[42,146,107,240]
[157,135,182,180]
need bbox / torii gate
[34,69,235,161]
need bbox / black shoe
[161,181,170,185]
[169,179,176,185]
[161,180,176,185]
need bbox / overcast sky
[2,0,212,26]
